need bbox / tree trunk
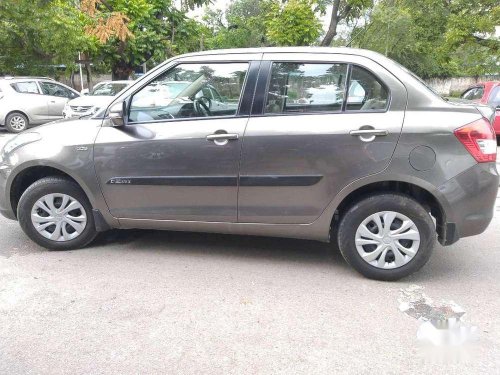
[84,62,93,91]
[70,71,76,89]
[320,0,342,46]
[112,61,133,80]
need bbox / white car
[0,77,80,133]
[63,81,133,119]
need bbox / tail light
[454,118,496,162]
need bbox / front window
[39,82,77,98]
[129,62,249,123]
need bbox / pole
[78,52,84,92]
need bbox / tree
[81,0,209,79]
[318,0,373,46]
[265,0,322,46]
[203,0,269,49]
[0,0,95,76]
[352,0,499,77]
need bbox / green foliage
[203,0,269,49]
[0,0,96,76]
[265,0,322,46]
[0,0,498,79]
[87,0,210,79]
[353,0,499,77]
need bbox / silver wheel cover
[355,211,420,269]
[10,115,26,131]
[31,193,87,242]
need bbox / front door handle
[206,133,239,141]
[206,133,239,146]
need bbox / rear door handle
[349,129,388,137]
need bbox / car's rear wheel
[17,177,97,250]
[6,112,28,133]
[337,193,435,281]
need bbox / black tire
[17,177,97,250]
[6,112,29,133]
[337,193,435,281]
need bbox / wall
[425,76,500,96]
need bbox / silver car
[63,80,133,119]
[0,48,498,280]
[0,77,80,133]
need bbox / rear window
[10,81,40,94]
[264,63,389,114]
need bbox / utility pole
[78,52,84,91]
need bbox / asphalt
[0,130,499,374]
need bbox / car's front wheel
[6,112,29,133]
[17,177,97,250]
[337,193,435,281]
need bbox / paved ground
[1,130,499,374]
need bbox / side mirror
[109,101,128,127]
[81,88,89,96]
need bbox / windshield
[91,82,129,96]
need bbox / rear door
[9,80,48,123]
[238,53,407,224]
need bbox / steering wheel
[194,96,212,117]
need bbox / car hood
[33,117,102,145]
[67,95,115,108]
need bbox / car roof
[0,76,55,81]
[176,46,384,58]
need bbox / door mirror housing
[109,101,128,127]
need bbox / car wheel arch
[9,164,94,218]
[6,110,31,124]
[327,178,449,244]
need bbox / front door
[39,81,77,120]
[94,60,255,222]
[238,53,407,224]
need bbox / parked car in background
[0,48,498,281]
[63,80,133,119]
[460,81,500,136]
[0,77,79,133]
